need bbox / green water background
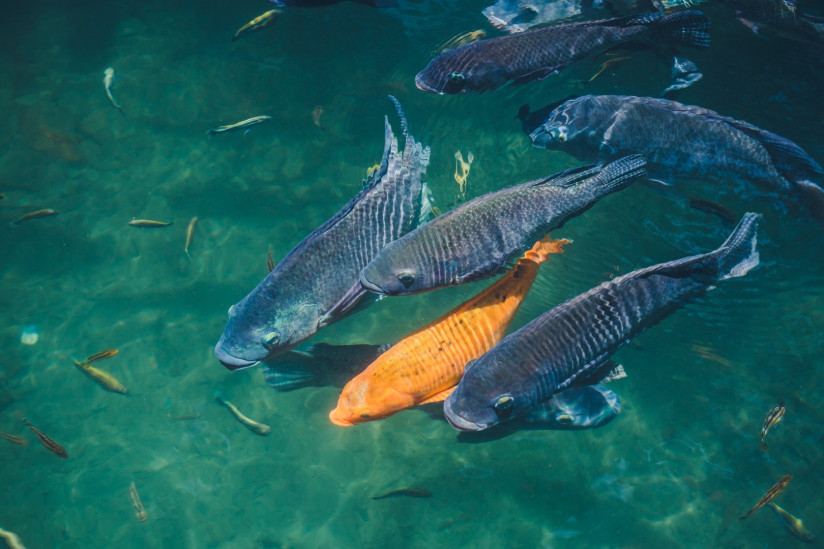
[1,1,823,547]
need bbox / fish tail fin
[714,212,761,281]
[262,359,319,391]
[634,9,711,49]
[524,235,571,264]
[796,179,824,225]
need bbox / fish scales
[526,95,824,219]
[216,102,431,369]
[445,213,761,430]
[330,239,566,426]
[415,10,710,94]
[360,155,645,296]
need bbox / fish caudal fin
[524,236,570,264]
[634,9,711,49]
[263,359,318,391]
[715,212,761,281]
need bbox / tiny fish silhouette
[372,488,432,500]
[739,474,792,520]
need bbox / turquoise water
[1,1,823,547]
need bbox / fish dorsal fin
[527,163,604,189]
[523,236,570,265]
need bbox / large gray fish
[723,0,824,43]
[523,94,824,221]
[444,213,761,431]
[414,10,710,95]
[359,154,646,296]
[215,99,432,370]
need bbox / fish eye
[494,395,514,410]
[557,414,574,424]
[360,414,371,419]
[551,126,569,142]
[397,271,416,287]
[262,331,280,347]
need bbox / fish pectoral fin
[319,284,373,328]
[570,358,622,388]
[418,386,456,405]
[470,63,509,92]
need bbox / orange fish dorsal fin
[523,236,570,265]
[418,386,457,404]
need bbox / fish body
[0,432,28,446]
[359,155,645,297]
[768,502,816,543]
[85,349,118,363]
[20,418,68,459]
[726,0,824,43]
[232,9,280,42]
[444,213,761,431]
[0,528,26,549]
[207,116,272,136]
[739,474,792,520]
[524,95,824,220]
[103,67,123,114]
[760,402,786,451]
[372,487,432,500]
[73,359,128,394]
[215,395,271,435]
[415,10,710,94]
[11,209,59,225]
[215,98,432,370]
[129,219,173,227]
[330,238,568,426]
[129,482,148,522]
[184,216,198,256]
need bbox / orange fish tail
[523,236,570,265]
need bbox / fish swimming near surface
[11,209,59,225]
[129,218,173,227]
[129,482,148,523]
[359,155,645,297]
[232,9,281,42]
[414,10,710,95]
[103,67,124,114]
[372,487,432,500]
[739,474,792,520]
[329,238,569,427]
[184,216,198,256]
[768,502,817,543]
[207,116,272,136]
[20,418,68,459]
[523,95,824,222]
[760,401,785,451]
[725,0,824,43]
[215,393,271,435]
[72,357,128,394]
[0,432,28,446]
[444,213,761,431]
[215,97,432,370]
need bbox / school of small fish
[5,1,822,544]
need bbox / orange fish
[329,237,569,426]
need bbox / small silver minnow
[103,67,124,114]
[207,116,272,136]
[215,394,271,436]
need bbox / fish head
[443,358,532,431]
[215,276,320,370]
[329,376,415,426]
[528,95,604,152]
[415,59,470,95]
[359,243,436,295]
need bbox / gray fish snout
[414,73,444,95]
[443,397,485,431]
[214,342,260,371]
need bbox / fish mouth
[214,343,260,371]
[328,408,354,427]
[358,273,385,295]
[443,398,486,431]
[414,73,444,95]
